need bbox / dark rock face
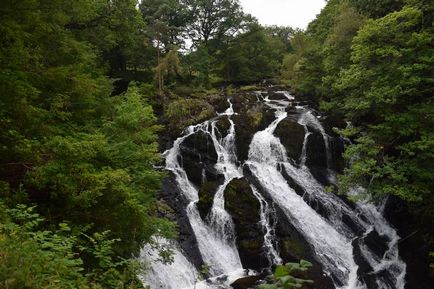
[230,274,265,289]
[215,117,231,138]
[224,178,267,271]
[197,179,224,220]
[305,130,327,169]
[233,104,274,162]
[242,166,335,289]
[328,136,345,173]
[274,118,305,162]
[179,131,220,186]
[304,129,331,185]
[383,196,434,289]
[352,238,396,289]
[268,91,289,101]
[363,230,389,258]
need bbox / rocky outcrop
[274,117,305,162]
[179,131,221,186]
[233,104,274,161]
[197,179,224,220]
[383,196,434,289]
[224,178,267,270]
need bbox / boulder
[231,274,264,289]
[179,131,220,186]
[274,118,305,162]
[233,104,274,162]
[215,117,231,138]
[224,178,267,270]
[328,136,345,173]
[197,179,224,220]
[305,130,327,169]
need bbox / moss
[239,85,258,92]
[240,239,262,250]
[197,180,221,219]
[165,98,215,136]
[246,107,263,127]
[282,238,305,259]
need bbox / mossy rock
[274,118,306,162]
[224,178,268,270]
[233,104,273,161]
[281,238,305,260]
[197,180,223,220]
[215,118,231,138]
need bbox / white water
[140,237,198,289]
[246,102,362,288]
[251,185,282,265]
[298,109,335,182]
[246,96,405,289]
[166,120,242,276]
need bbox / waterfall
[245,101,362,288]
[246,98,405,289]
[165,120,242,276]
[298,109,335,182]
[140,237,198,289]
[140,90,406,289]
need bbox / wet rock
[305,130,327,169]
[328,136,345,173]
[215,118,231,138]
[233,104,274,162]
[197,179,224,220]
[341,213,365,236]
[179,131,220,186]
[243,167,335,289]
[231,274,263,289]
[274,118,305,162]
[352,238,378,289]
[268,91,290,101]
[383,196,434,289]
[278,163,305,198]
[224,178,268,270]
[363,229,389,258]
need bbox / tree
[140,0,192,49]
[219,24,285,83]
[185,0,248,46]
[330,6,434,224]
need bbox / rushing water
[139,90,406,289]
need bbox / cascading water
[250,185,282,265]
[140,89,406,289]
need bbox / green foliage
[0,1,176,287]
[0,204,145,289]
[259,260,314,289]
[333,6,434,208]
[219,24,285,83]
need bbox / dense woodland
[0,0,432,288]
